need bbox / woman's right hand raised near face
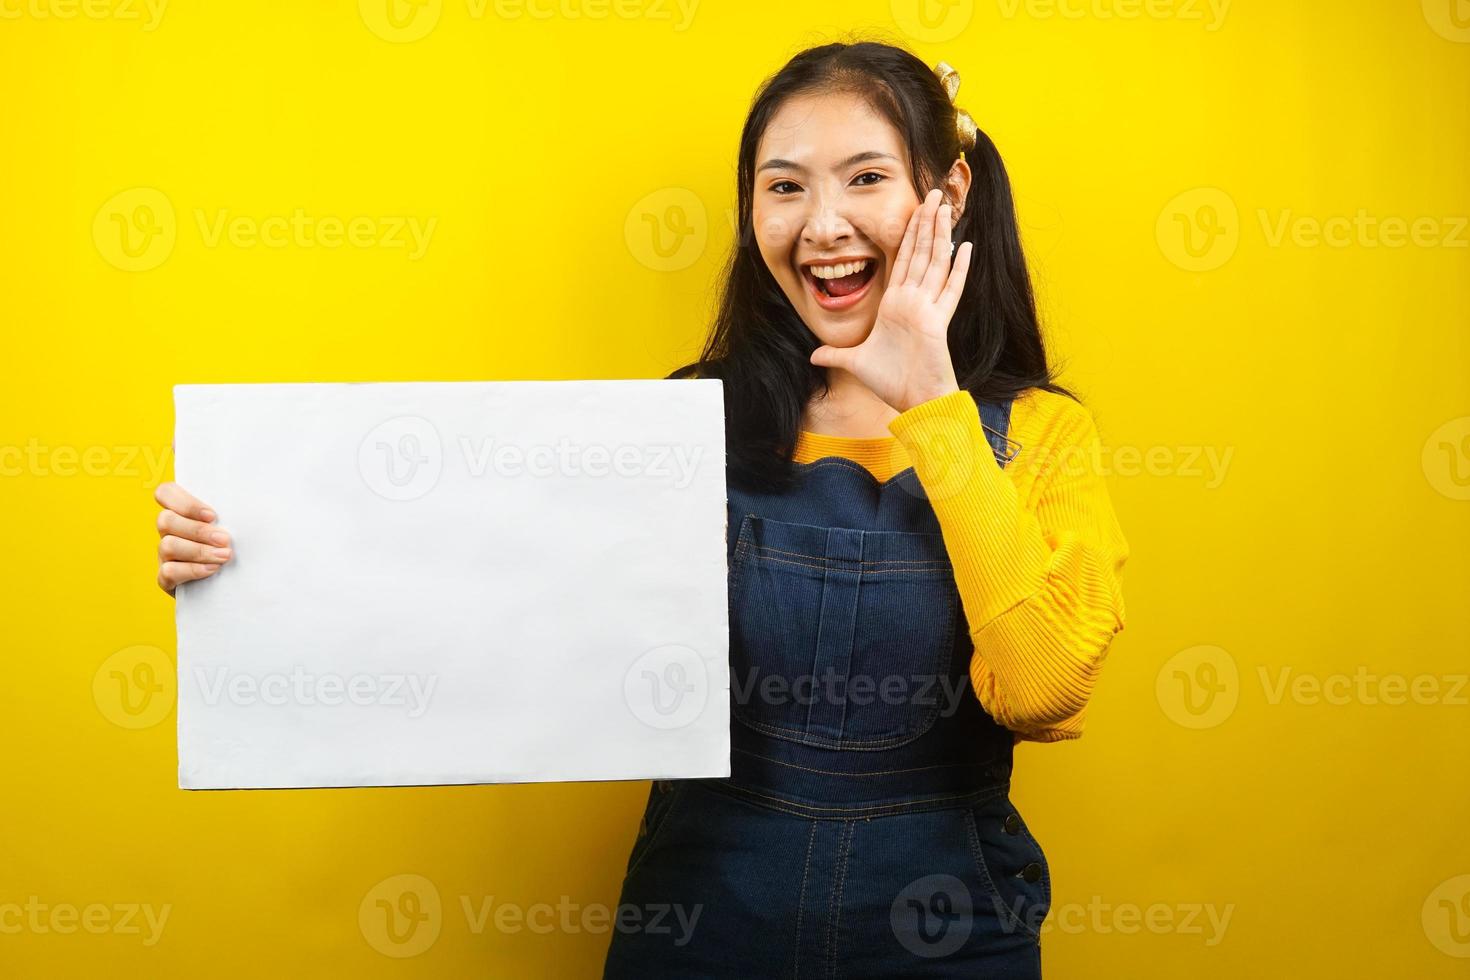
[154,481,233,598]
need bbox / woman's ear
[943,158,972,219]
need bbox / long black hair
[667,39,1074,492]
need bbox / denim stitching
[803,555,835,737]
[707,781,1006,819]
[827,821,854,980]
[793,819,818,980]
[730,747,996,778]
[728,523,753,605]
[753,542,948,567]
[831,568,861,741]
[735,706,940,751]
[747,553,953,574]
[758,553,950,570]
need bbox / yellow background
[2,0,1468,975]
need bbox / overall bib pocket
[727,514,960,749]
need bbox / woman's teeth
[809,259,871,279]
[806,257,876,300]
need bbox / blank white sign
[173,379,730,789]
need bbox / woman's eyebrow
[756,150,898,174]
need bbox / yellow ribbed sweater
[792,387,1129,744]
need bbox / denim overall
[603,397,1053,979]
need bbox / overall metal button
[1004,813,1022,835]
[1019,862,1043,883]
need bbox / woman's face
[752,91,929,350]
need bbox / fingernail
[210,530,229,545]
[200,509,216,521]
[212,548,232,560]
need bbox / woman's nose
[801,197,855,247]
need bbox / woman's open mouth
[801,257,878,312]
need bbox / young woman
[601,41,1128,978]
[152,39,1127,979]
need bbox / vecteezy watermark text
[457,436,703,487]
[191,666,438,719]
[357,873,703,958]
[0,898,171,946]
[731,666,969,717]
[359,415,708,502]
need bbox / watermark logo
[1159,647,1464,725]
[891,874,972,958]
[359,877,703,949]
[1157,187,1238,272]
[624,645,710,730]
[93,189,436,271]
[1423,415,1470,500]
[893,414,1234,504]
[93,645,174,730]
[890,0,973,42]
[625,188,707,273]
[1156,644,1238,729]
[93,187,176,272]
[1161,187,1469,269]
[359,416,444,502]
[358,417,707,500]
[1424,874,1470,957]
[1422,0,1470,43]
[359,0,442,41]
[360,874,442,957]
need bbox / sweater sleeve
[887,388,1129,742]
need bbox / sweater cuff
[888,389,1050,627]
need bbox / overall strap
[977,396,1020,470]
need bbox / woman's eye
[770,180,800,195]
[853,172,885,187]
